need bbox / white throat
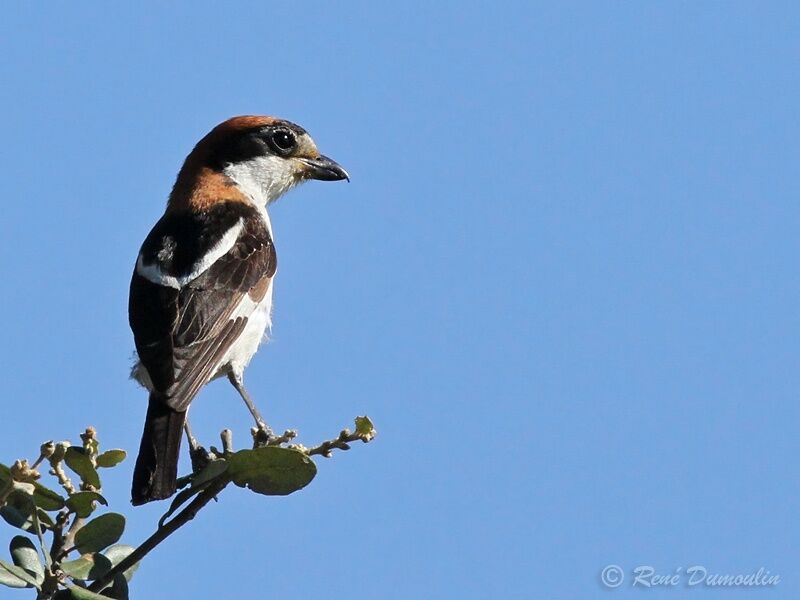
[223,155,300,206]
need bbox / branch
[82,416,376,594]
[304,419,376,458]
[87,474,230,594]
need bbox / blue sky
[0,2,798,598]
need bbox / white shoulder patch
[136,219,244,288]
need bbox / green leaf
[10,536,44,585]
[0,463,10,485]
[192,458,229,487]
[101,545,139,582]
[56,585,113,600]
[66,492,108,518]
[0,506,28,530]
[32,482,66,511]
[0,558,29,588]
[1,503,55,532]
[61,552,112,581]
[228,446,316,496]
[74,514,125,554]
[64,448,101,488]
[0,489,39,532]
[96,450,126,469]
[60,545,138,588]
[3,488,35,512]
[61,555,98,580]
[0,559,39,589]
[354,415,376,440]
[38,508,55,526]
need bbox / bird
[128,115,348,505]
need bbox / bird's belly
[219,281,274,378]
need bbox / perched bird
[129,116,348,505]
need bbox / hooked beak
[299,155,350,182]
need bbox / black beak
[300,155,350,182]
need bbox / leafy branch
[0,416,377,599]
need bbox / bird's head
[171,115,348,210]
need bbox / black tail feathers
[131,393,186,505]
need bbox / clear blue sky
[0,2,797,598]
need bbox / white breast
[219,279,274,379]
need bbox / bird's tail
[131,393,186,505]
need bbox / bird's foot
[251,423,275,448]
[189,444,211,473]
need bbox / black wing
[129,203,276,411]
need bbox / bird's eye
[271,130,296,153]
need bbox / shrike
[129,116,348,505]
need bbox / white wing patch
[136,219,244,289]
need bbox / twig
[31,441,55,471]
[48,444,75,496]
[220,429,233,455]
[305,428,372,458]
[48,510,69,568]
[267,429,298,446]
[86,474,230,593]
[58,515,85,559]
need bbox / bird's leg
[184,415,208,473]
[227,372,273,445]
[184,419,200,453]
